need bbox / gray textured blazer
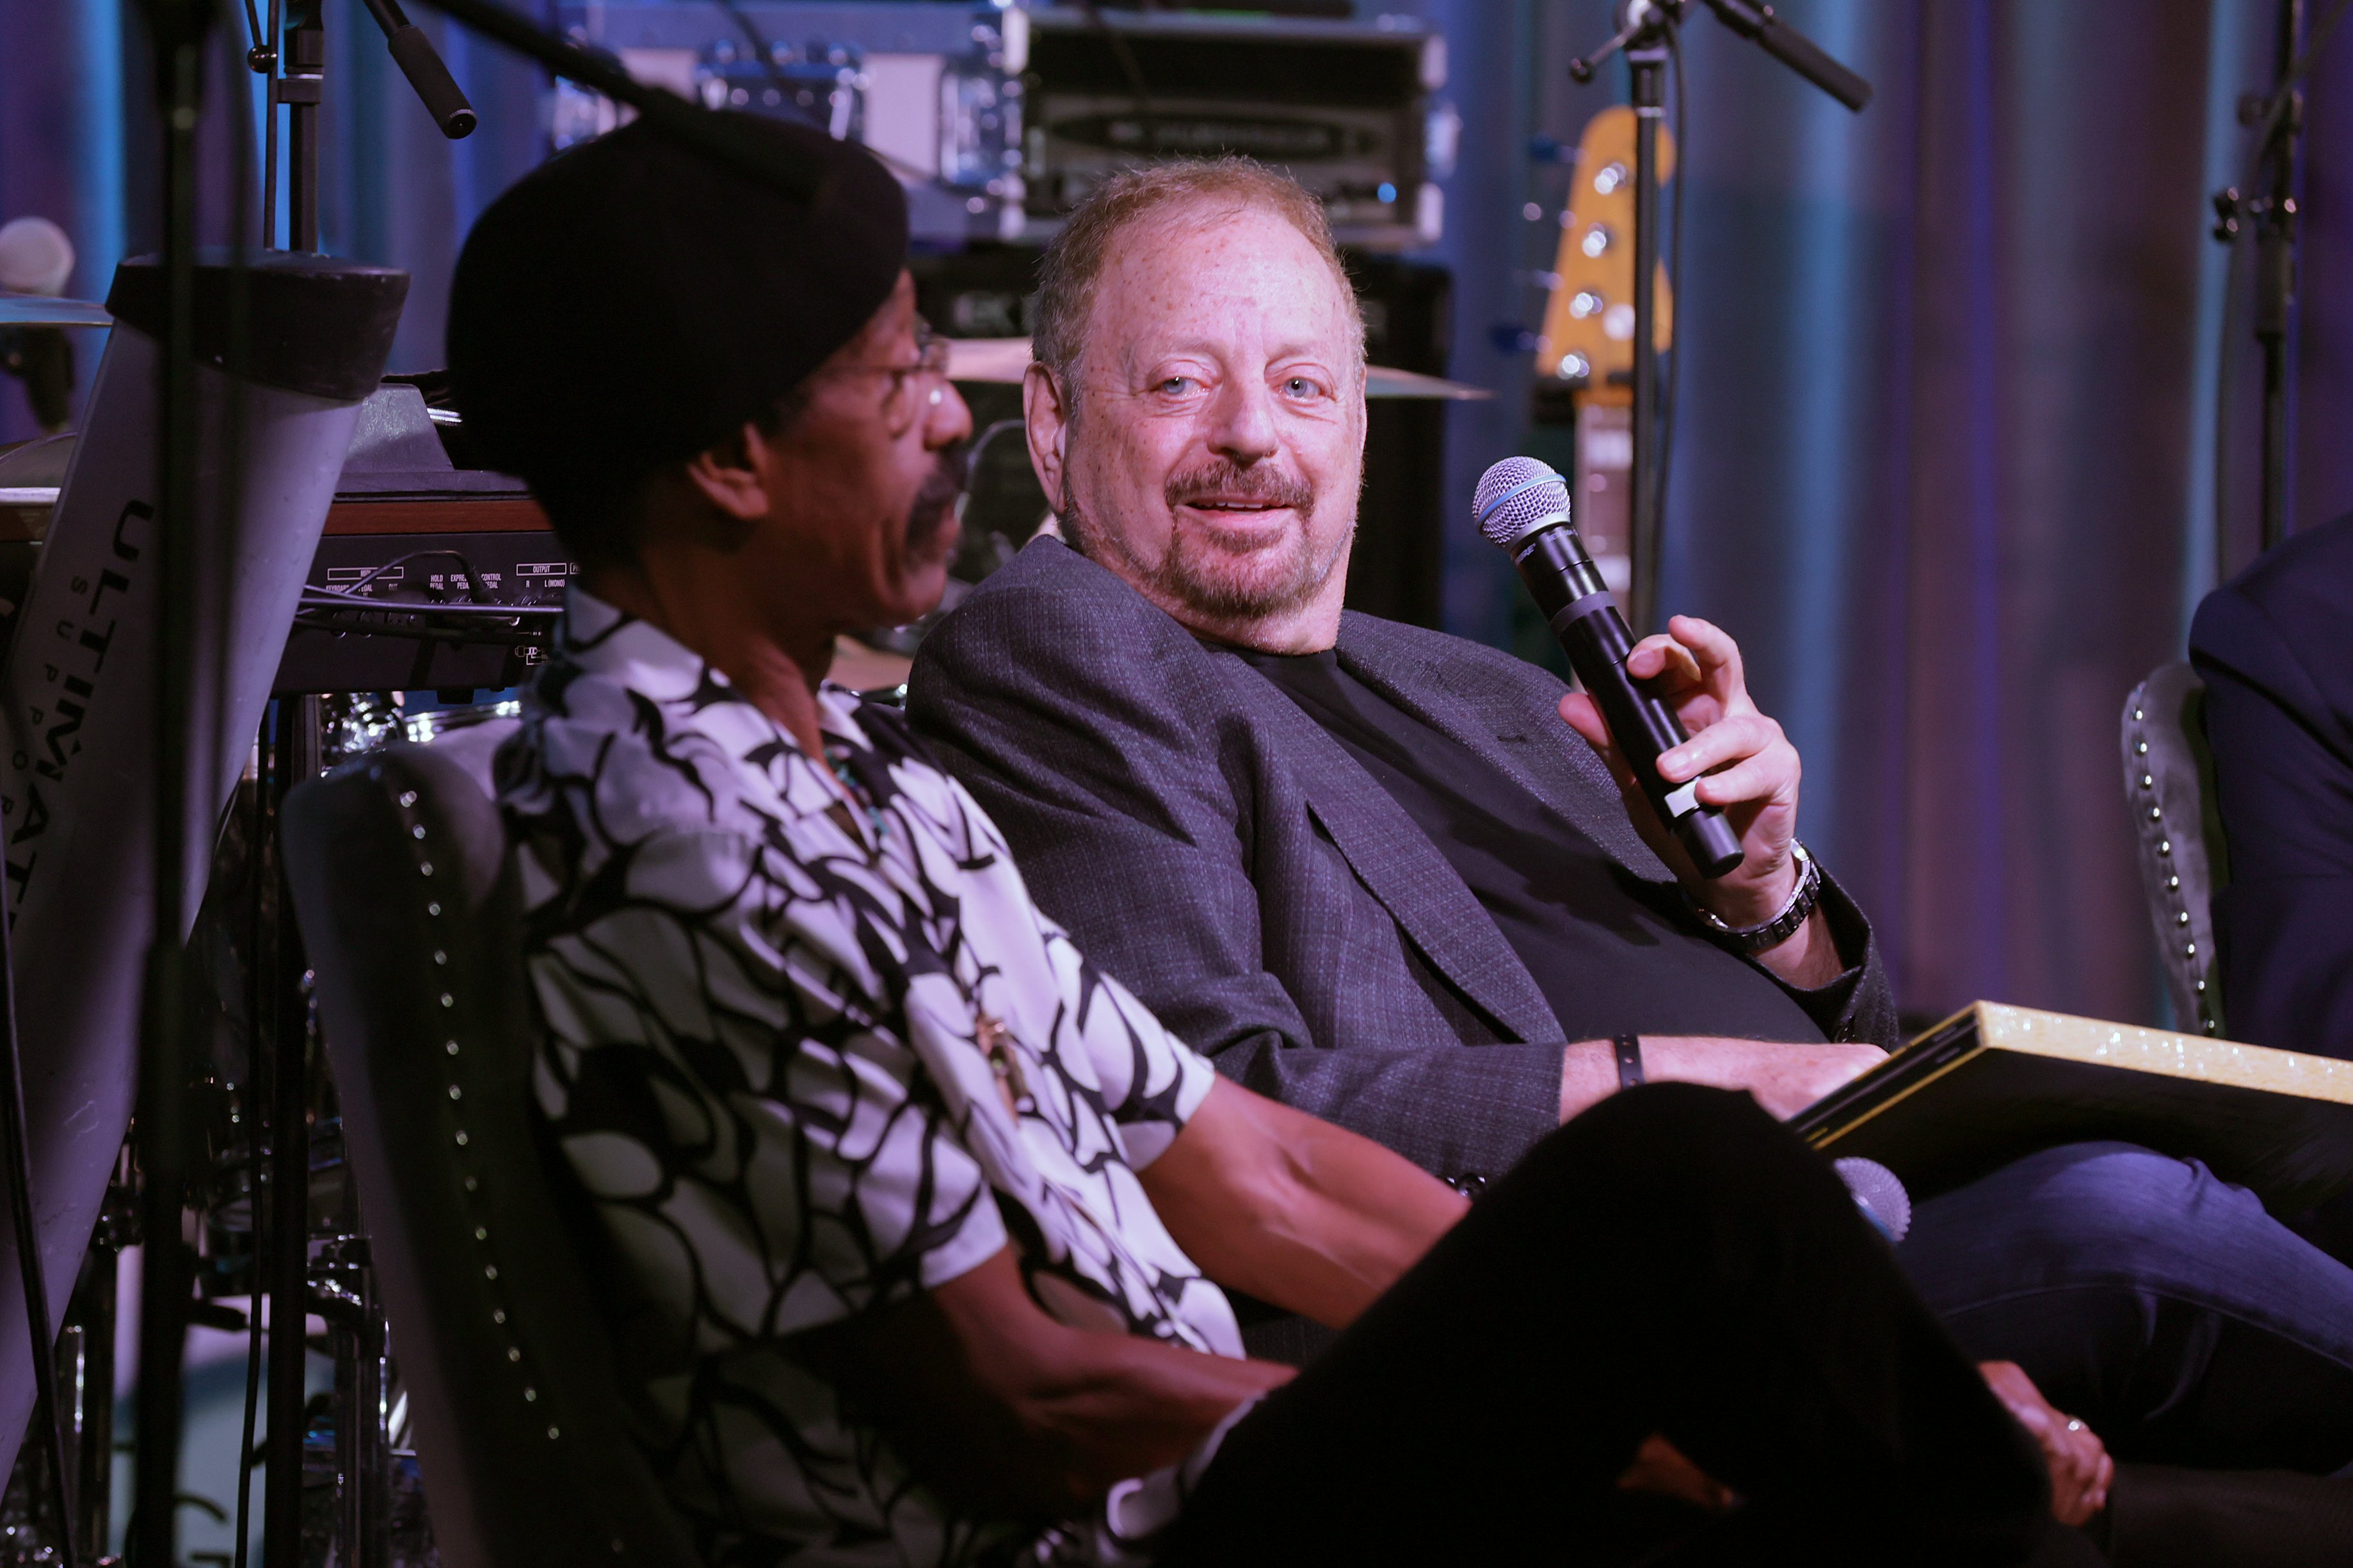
[908,537,1895,1186]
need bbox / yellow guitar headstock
[1535,106,1674,409]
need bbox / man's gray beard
[1062,497,1353,625]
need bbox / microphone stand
[2212,0,2333,559]
[126,7,215,1568]
[359,0,478,140]
[285,1,323,250]
[259,0,475,257]
[253,0,282,248]
[2251,1,2305,554]
[1570,0,1870,634]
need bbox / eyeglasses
[825,316,954,429]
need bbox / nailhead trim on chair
[2122,704,2222,1036]
[369,762,565,1448]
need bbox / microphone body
[1476,458,1744,879]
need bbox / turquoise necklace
[822,740,888,845]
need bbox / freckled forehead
[1086,202,1356,364]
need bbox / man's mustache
[905,441,968,555]
[1166,460,1316,515]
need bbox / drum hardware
[0,301,111,332]
[314,1233,392,1568]
[63,1227,122,1564]
[0,1233,123,1568]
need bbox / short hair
[1030,157,1365,409]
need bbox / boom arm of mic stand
[1568,13,1643,82]
[1698,0,1873,111]
[407,0,821,201]
[359,0,477,140]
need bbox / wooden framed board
[1789,1003,2353,1212]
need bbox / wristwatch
[1687,841,1824,955]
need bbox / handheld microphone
[1475,456,1744,879]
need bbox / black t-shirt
[1238,647,1823,1044]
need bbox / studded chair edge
[284,742,702,1568]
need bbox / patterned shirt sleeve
[530,824,1009,1343]
[1038,922,1219,1170]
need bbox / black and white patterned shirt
[498,592,1247,1567]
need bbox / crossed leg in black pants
[1160,1085,2087,1567]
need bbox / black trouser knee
[1165,1085,2052,1567]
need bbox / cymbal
[944,338,1034,385]
[1361,364,1494,401]
[943,338,1491,401]
[0,294,111,328]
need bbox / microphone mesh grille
[1473,456,1571,550]
[1833,1156,1913,1244]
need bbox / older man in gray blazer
[908,159,2353,1481]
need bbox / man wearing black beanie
[451,115,2085,1568]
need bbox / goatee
[1066,458,1347,623]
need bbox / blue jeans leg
[1897,1141,2353,1473]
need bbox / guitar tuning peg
[2212,186,2241,218]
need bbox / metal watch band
[1613,1032,1645,1090]
[1689,841,1824,955]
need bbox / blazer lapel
[1204,651,1565,1047]
[1335,617,1666,878]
